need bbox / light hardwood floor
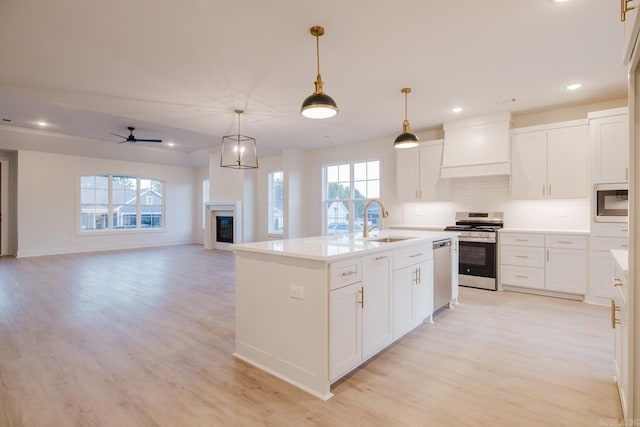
[0,244,622,426]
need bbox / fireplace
[204,201,242,250]
[216,216,234,243]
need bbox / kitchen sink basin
[367,236,416,243]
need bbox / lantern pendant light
[393,88,419,149]
[300,26,339,119]
[220,109,258,169]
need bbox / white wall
[193,167,209,244]
[16,150,197,257]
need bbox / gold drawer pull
[375,255,388,260]
[557,241,573,244]
[622,229,628,232]
[515,255,528,259]
[409,253,424,258]
[341,270,356,276]
[515,275,529,279]
[622,244,628,248]
[515,239,529,242]
[613,278,623,287]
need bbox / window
[268,171,284,235]
[323,160,380,235]
[202,178,210,230]
[80,175,165,232]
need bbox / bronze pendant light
[301,26,339,119]
[393,88,419,149]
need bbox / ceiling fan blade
[134,138,163,143]
[110,132,127,139]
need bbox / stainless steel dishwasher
[433,239,452,314]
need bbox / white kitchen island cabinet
[232,230,457,400]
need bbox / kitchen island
[231,229,458,400]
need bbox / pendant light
[393,88,419,149]
[300,26,339,119]
[220,109,258,169]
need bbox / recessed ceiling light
[566,83,582,90]
[451,107,463,113]
[36,121,48,127]
[167,142,175,147]
[552,0,569,3]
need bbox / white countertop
[499,228,590,235]
[231,229,459,262]
[611,249,629,278]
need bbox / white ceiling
[0,0,628,159]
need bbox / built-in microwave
[595,183,629,222]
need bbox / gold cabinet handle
[341,270,356,277]
[622,0,636,21]
[358,286,364,308]
[409,253,424,258]
[515,239,529,242]
[611,300,622,329]
[625,167,629,181]
[515,255,529,259]
[546,249,549,262]
[622,244,629,248]
[613,278,624,287]
[557,241,573,244]
[515,275,529,279]
[375,255,388,260]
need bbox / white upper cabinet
[511,121,588,199]
[441,112,511,178]
[396,140,452,202]
[589,108,629,183]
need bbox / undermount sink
[367,236,416,243]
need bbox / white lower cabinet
[500,231,588,297]
[611,264,630,420]
[392,245,433,339]
[589,223,629,305]
[329,251,392,382]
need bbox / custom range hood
[440,112,512,179]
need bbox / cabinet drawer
[545,234,588,250]
[393,245,431,270]
[591,223,629,238]
[592,237,629,252]
[330,258,362,290]
[501,265,545,289]
[501,245,545,268]
[500,233,544,247]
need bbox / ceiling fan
[111,127,162,144]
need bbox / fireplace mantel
[204,202,242,250]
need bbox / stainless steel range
[444,212,503,291]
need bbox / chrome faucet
[362,199,389,238]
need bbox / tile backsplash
[401,175,590,230]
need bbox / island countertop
[231,229,459,262]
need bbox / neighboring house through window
[268,171,284,235]
[80,175,165,231]
[323,160,380,235]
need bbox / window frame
[268,170,284,236]
[322,159,381,236]
[78,174,166,234]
